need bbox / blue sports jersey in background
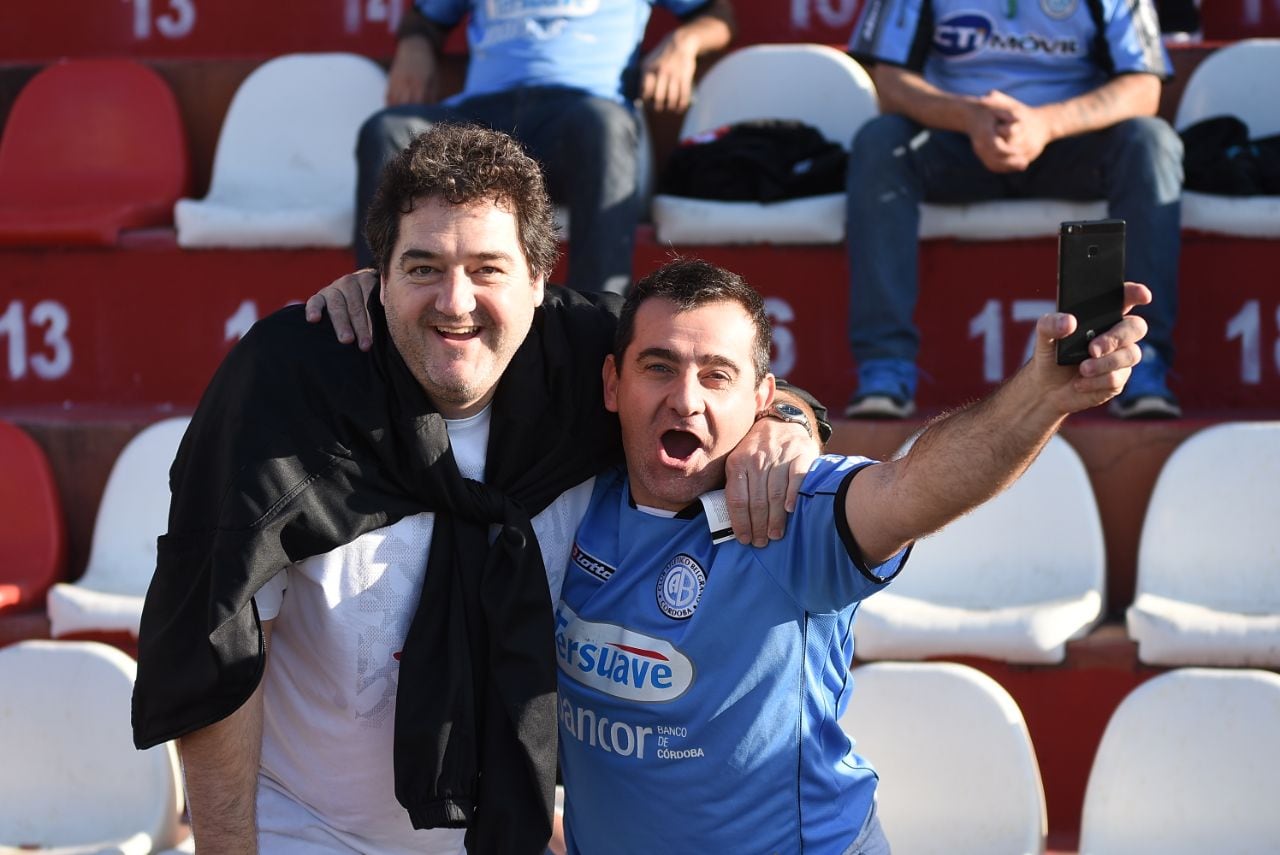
[417,0,711,104]
[557,457,907,854]
[848,0,1170,107]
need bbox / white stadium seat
[174,53,386,248]
[1126,421,1280,666]
[0,640,184,854]
[855,434,1105,664]
[840,661,1046,855]
[651,43,878,245]
[1079,668,1280,854]
[46,417,189,639]
[1175,38,1280,238]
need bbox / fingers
[344,285,373,351]
[723,464,759,546]
[724,453,771,546]
[304,293,326,323]
[323,285,358,345]
[1122,280,1153,314]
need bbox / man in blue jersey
[555,257,1151,852]
[356,0,734,295]
[843,0,1182,420]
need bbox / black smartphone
[1057,218,1125,365]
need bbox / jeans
[845,114,1183,367]
[355,86,642,295]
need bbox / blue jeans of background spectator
[845,114,1183,369]
[356,86,641,295]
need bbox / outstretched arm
[849,283,1152,564]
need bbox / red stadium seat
[0,420,66,613]
[1201,0,1280,39]
[0,59,189,246]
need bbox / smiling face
[604,297,775,511]
[380,195,545,418]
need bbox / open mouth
[434,325,481,342]
[661,430,702,462]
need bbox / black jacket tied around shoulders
[131,284,623,854]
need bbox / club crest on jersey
[1040,0,1078,20]
[571,542,615,583]
[656,553,706,620]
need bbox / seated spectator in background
[132,124,818,855]
[844,0,1182,419]
[356,0,735,295]
[555,257,1151,852]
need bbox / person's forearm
[672,0,734,55]
[178,626,271,853]
[395,5,449,52]
[871,64,980,134]
[1036,73,1161,143]
[852,368,1063,562]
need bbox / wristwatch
[758,401,813,437]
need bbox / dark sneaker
[1109,346,1181,420]
[845,358,918,420]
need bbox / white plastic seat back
[855,434,1104,663]
[46,417,190,638]
[1174,39,1280,237]
[1175,39,1280,136]
[1126,421,1280,666]
[175,53,387,248]
[918,198,1106,240]
[652,44,877,245]
[840,662,1046,855]
[0,640,183,853]
[1079,668,1280,855]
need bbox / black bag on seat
[659,119,847,202]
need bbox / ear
[532,274,546,307]
[755,373,776,414]
[603,354,620,413]
[379,274,387,305]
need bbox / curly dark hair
[364,123,559,279]
[615,258,772,382]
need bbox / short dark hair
[614,258,772,381]
[364,123,559,279]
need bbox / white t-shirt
[252,405,594,853]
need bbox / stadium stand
[1078,667,1280,854]
[651,43,877,245]
[1201,0,1280,40]
[1175,38,1280,237]
[0,420,65,614]
[1126,421,1280,667]
[174,53,386,248]
[0,59,188,246]
[854,434,1105,665]
[1,5,1279,849]
[45,417,189,642]
[840,661,1046,855]
[0,640,185,854]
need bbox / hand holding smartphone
[1056,218,1126,365]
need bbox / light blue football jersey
[557,456,908,853]
[848,0,1170,107]
[417,0,711,104]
